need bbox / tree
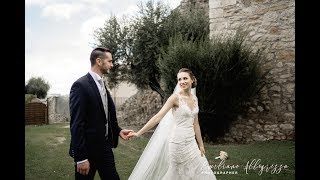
[161,6,209,45]
[93,15,134,89]
[129,0,170,101]
[129,2,210,102]
[93,0,209,103]
[25,76,50,99]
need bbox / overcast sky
[26,0,181,96]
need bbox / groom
[69,47,133,180]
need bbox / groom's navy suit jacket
[69,73,122,163]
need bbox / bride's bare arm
[194,115,205,156]
[132,94,178,137]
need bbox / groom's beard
[102,69,110,75]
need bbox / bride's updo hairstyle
[178,68,197,88]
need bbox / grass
[26,123,295,180]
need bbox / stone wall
[179,0,209,16]
[208,0,295,142]
[117,89,162,127]
[117,0,295,143]
[47,96,70,123]
[47,94,131,124]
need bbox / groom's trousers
[75,140,120,180]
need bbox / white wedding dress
[128,91,216,180]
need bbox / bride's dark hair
[178,68,197,88]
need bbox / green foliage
[93,0,209,101]
[94,15,134,89]
[93,0,268,141]
[25,94,37,104]
[129,0,170,99]
[161,7,209,45]
[158,30,269,141]
[25,76,50,99]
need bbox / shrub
[25,94,37,104]
[158,30,269,141]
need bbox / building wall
[47,82,137,123]
[47,96,69,123]
[208,0,295,142]
[109,82,138,108]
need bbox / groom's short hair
[90,47,111,66]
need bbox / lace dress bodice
[169,93,199,144]
[129,91,216,180]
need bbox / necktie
[98,78,108,139]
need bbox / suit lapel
[106,87,115,112]
[86,73,105,114]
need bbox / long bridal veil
[128,109,174,180]
[128,84,196,180]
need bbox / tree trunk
[148,81,167,104]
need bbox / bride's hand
[199,146,205,157]
[128,132,139,139]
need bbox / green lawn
[25,123,295,180]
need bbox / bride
[128,68,217,180]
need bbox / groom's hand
[119,129,134,140]
[77,160,90,175]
